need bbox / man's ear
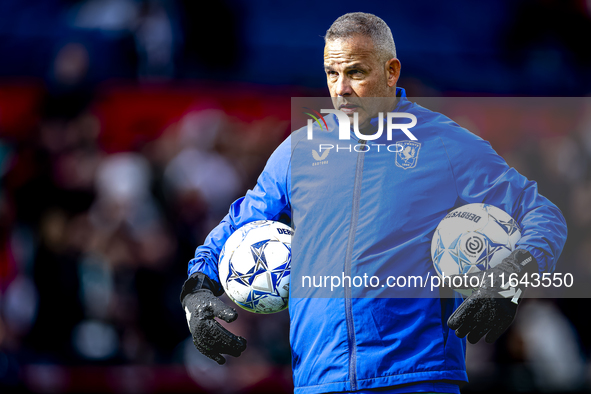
[385,58,401,88]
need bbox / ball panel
[262,241,290,271]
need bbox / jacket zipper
[344,138,366,391]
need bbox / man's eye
[350,69,362,75]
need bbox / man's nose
[335,76,352,96]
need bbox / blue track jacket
[188,88,567,394]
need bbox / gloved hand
[447,249,538,344]
[180,272,247,364]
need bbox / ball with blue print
[431,203,521,296]
[218,220,292,314]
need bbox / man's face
[324,35,400,130]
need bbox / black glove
[180,272,247,364]
[447,249,538,344]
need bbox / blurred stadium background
[0,0,590,392]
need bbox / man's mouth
[339,103,359,114]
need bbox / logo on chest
[395,141,421,169]
[312,148,329,166]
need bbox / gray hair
[324,12,397,63]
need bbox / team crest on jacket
[395,141,421,170]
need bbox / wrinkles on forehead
[323,36,378,70]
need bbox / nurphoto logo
[305,108,418,141]
[303,108,419,160]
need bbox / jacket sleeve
[187,136,292,294]
[441,125,567,273]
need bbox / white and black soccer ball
[218,220,292,314]
[431,203,521,295]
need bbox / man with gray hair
[323,12,400,131]
[325,12,397,62]
[180,12,566,394]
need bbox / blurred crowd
[0,0,591,393]
[0,75,292,391]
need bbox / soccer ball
[431,203,521,295]
[218,220,292,314]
